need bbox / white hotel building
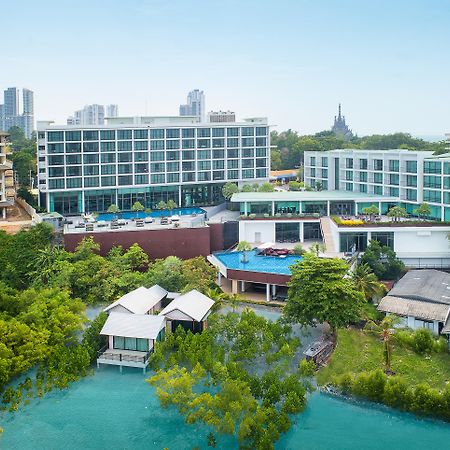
[37,116,269,215]
[304,149,450,221]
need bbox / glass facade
[339,232,368,252]
[371,232,394,250]
[275,223,300,243]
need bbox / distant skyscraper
[67,104,118,125]
[0,87,34,138]
[179,89,205,121]
[207,111,236,123]
[331,103,354,140]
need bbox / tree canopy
[284,254,366,330]
[361,240,405,280]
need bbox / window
[182,139,195,149]
[212,138,225,148]
[49,167,64,177]
[100,130,115,140]
[256,168,267,178]
[406,189,417,201]
[242,159,254,168]
[213,171,225,180]
[256,127,267,136]
[197,128,211,138]
[198,139,210,148]
[321,157,328,167]
[150,140,164,150]
[150,129,164,139]
[83,130,98,141]
[135,152,148,162]
[48,131,64,142]
[66,143,81,153]
[167,173,179,183]
[66,166,82,177]
[423,190,441,203]
[101,165,116,175]
[134,141,148,151]
[227,138,239,147]
[83,153,98,164]
[212,128,225,137]
[197,160,211,170]
[48,155,65,165]
[255,137,266,147]
[118,141,132,151]
[166,151,179,161]
[257,158,268,168]
[444,177,450,189]
[406,175,417,187]
[182,150,195,160]
[198,172,211,181]
[389,187,399,197]
[227,127,239,136]
[118,153,132,163]
[423,175,441,189]
[48,143,64,154]
[373,159,383,171]
[310,156,316,166]
[48,179,65,189]
[241,127,254,136]
[101,176,116,186]
[345,171,353,181]
[151,163,165,173]
[339,232,368,252]
[118,164,132,174]
[151,174,165,184]
[66,154,81,165]
[166,140,180,150]
[67,178,82,188]
[242,148,254,158]
[133,129,148,139]
[135,174,149,184]
[242,137,254,147]
[359,171,368,182]
[198,150,211,159]
[117,130,132,140]
[228,160,239,169]
[213,149,225,159]
[135,163,148,173]
[346,158,353,169]
[182,172,195,182]
[101,142,115,152]
[389,160,399,172]
[310,168,316,177]
[166,129,180,139]
[227,148,239,158]
[228,170,239,179]
[242,169,255,179]
[256,148,266,157]
[182,128,195,138]
[406,160,417,173]
[84,166,99,176]
[389,174,399,185]
[150,152,164,161]
[65,131,81,141]
[275,223,299,243]
[101,153,116,163]
[359,184,367,193]
[84,177,100,187]
[213,160,225,170]
[182,161,195,171]
[372,232,394,250]
[373,173,383,184]
[359,159,368,169]
[118,175,133,185]
[166,162,179,172]
[374,185,383,195]
[345,183,353,191]
[83,142,99,152]
[444,162,450,175]
[424,161,441,174]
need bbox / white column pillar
[266,283,271,302]
[300,222,304,243]
[272,285,276,296]
[241,280,245,292]
[327,200,330,216]
[244,202,248,215]
[218,272,222,287]
[178,185,182,207]
[378,201,382,214]
[272,201,275,216]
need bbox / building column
[231,279,238,294]
[241,280,246,292]
[367,231,372,246]
[378,201,382,214]
[178,185,182,207]
[272,201,275,215]
[326,200,330,216]
[300,222,304,243]
[244,202,248,215]
[266,283,271,302]
[217,271,222,287]
[81,190,86,214]
[272,285,277,296]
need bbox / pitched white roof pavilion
[104,285,168,315]
[100,312,166,339]
[159,289,215,322]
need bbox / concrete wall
[64,226,212,260]
[208,223,225,252]
[394,228,450,258]
[239,221,275,243]
[226,268,291,286]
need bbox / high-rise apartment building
[0,132,14,219]
[67,104,118,126]
[304,148,450,221]
[0,87,34,138]
[179,90,205,121]
[37,115,270,215]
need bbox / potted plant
[236,241,252,263]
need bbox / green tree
[156,201,167,215]
[236,241,252,263]
[387,206,407,222]
[361,240,404,280]
[413,203,431,220]
[166,199,177,214]
[285,254,366,331]
[258,182,275,192]
[309,242,326,257]
[131,201,145,218]
[106,204,120,219]
[351,263,385,300]
[361,205,379,221]
[241,184,253,193]
[222,182,239,200]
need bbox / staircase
[320,217,337,253]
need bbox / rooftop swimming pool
[215,249,302,275]
[97,207,205,222]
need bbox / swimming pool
[214,249,302,275]
[97,207,205,222]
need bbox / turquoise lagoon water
[2,368,450,450]
[215,250,302,275]
[97,207,205,222]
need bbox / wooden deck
[96,347,153,373]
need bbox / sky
[3,0,450,136]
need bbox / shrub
[433,337,449,353]
[352,370,387,402]
[292,244,306,256]
[410,328,435,354]
[382,377,412,410]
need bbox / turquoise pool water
[97,207,205,221]
[2,369,449,450]
[215,249,302,275]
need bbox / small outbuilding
[377,269,450,339]
[159,289,215,333]
[97,312,166,372]
[104,285,168,315]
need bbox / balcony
[0,160,12,170]
[240,212,321,220]
[96,346,152,372]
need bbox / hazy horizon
[3,0,449,136]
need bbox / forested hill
[271,130,448,170]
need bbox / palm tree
[351,263,385,300]
[236,241,252,263]
[366,316,398,373]
[309,242,326,257]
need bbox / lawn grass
[317,328,450,390]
